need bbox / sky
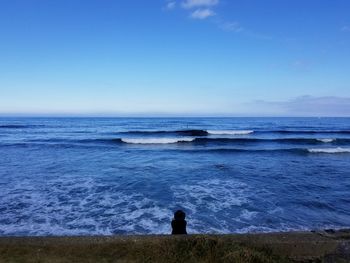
[0,0,349,117]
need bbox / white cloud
[219,22,243,32]
[182,0,219,9]
[164,0,218,21]
[190,8,216,19]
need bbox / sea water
[0,117,349,236]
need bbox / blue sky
[0,0,349,116]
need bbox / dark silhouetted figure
[171,210,187,235]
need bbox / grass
[0,235,292,263]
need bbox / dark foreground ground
[0,230,350,263]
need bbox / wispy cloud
[163,0,177,10]
[190,8,216,19]
[218,21,243,32]
[182,0,219,9]
[251,96,350,116]
[215,20,275,40]
[341,26,350,32]
[163,0,218,19]
[182,0,218,20]
[163,0,269,39]
[165,1,176,10]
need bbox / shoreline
[1,229,349,262]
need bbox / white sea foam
[0,176,173,236]
[235,225,309,234]
[121,137,195,144]
[239,210,258,220]
[317,138,335,143]
[207,130,254,135]
[308,147,350,153]
[2,173,347,236]
[171,179,250,213]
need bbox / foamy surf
[121,138,195,144]
[308,147,350,153]
[207,130,254,135]
[317,139,336,143]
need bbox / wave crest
[316,139,336,143]
[207,130,254,135]
[118,129,255,136]
[121,138,195,144]
[308,147,350,153]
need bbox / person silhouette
[171,210,187,235]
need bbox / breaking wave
[118,129,208,136]
[207,130,254,135]
[117,129,350,136]
[2,137,350,148]
[117,129,254,136]
[307,147,350,153]
[120,138,195,144]
[184,148,350,154]
[316,138,336,143]
[192,138,348,144]
[261,130,350,134]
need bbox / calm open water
[0,117,350,236]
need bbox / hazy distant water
[0,117,350,236]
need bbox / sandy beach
[1,229,349,262]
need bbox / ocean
[0,117,349,236]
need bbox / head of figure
[174,210,186,220]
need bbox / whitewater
[0,117,350,236]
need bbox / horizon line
[0,114,349,118]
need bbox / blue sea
[0,117,350,236]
